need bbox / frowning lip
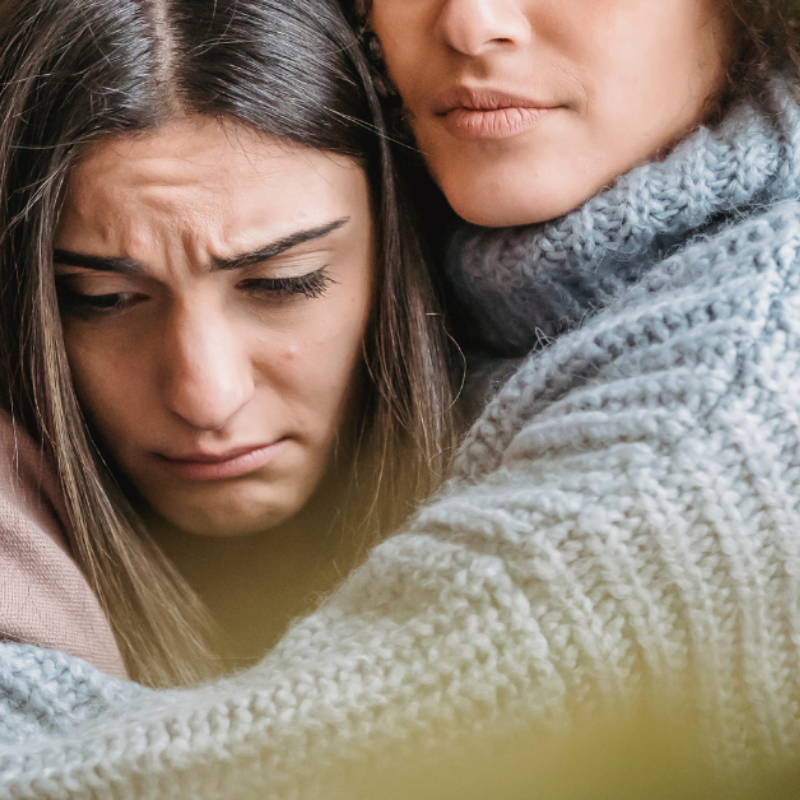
[156,439,288,480]
[433,86,555,115]
[433,86,559,141]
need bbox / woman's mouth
[157,439,289,481]
[433,87,558,141]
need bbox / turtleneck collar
[444,74,800,357]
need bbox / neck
[148,481,359,673]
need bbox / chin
[158,500,301,538]
[443,190,571,228]
[435,170,591,228]
[446,196,549,228]
[430,146,615,228]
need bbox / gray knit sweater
[3,77,800,798]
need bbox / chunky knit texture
[444,81,789,356]
[4,77,800,797]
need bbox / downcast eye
[55,280,145,316]
[239,268,336,299]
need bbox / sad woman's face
[370,0,734,226]
[55,118,374,537]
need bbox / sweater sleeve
[0,644,139,746]
[2,206,800,798]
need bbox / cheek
[582,2,729,123]
[370,4,430,95]
[258,299,369,423]
[63,326,150,450]
[270,319,365,400]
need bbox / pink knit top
[0,411,127,679]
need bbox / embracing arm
[3,206,800,797]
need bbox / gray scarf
[444,76,800,357]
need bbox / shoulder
[455,200,800,481]
[619,200,800,313]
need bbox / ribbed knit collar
[444,75,800,356]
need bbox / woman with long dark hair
[0,0,454,687]
[6,0,800,797]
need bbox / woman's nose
[161,305,255,432]
[435,0,531,57]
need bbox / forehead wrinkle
[178,209,232,274]
[67,162,264,277]
[113,178,230,274]
[58,118,371,282]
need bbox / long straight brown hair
[0,0,455,686]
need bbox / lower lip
[158,440,288,481]
[441,106,554,141]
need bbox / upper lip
[159,441,281,464]
[432,86,556,116]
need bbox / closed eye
[55,279,144,316]
[238,268,337,299]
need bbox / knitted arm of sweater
[0,645,139,746]
[3,206,800,798]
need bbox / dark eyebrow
[52,251,142,274]
[52,217,350,275]
[211,217,349,271]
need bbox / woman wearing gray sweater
[4,0,800,797]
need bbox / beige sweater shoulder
[0,412,127,679]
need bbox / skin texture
[55,117,374,539]
[370,0,734,226]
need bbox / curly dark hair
[725,0,800,98]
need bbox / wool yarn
[444,78,794,356]
[4,76,800,798]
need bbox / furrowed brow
[51,218,350,275]
[211,218,350,271]
[53,250,143,274]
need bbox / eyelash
[56,285,139,316]
[55,267,336,316]
[238,268,336,300]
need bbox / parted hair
[0,0,454,686]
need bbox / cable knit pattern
[3,76,800,797]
